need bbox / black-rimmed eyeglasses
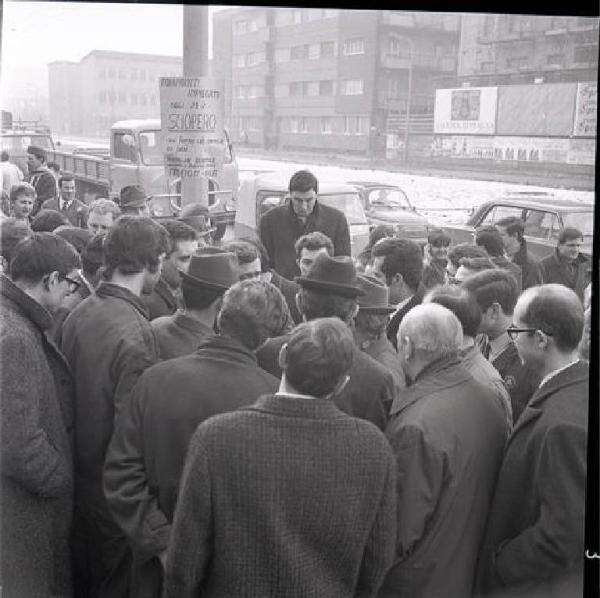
[59,274,81,293]
[506,325,553,341]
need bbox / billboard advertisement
[493,136,570,163]
[434,87,498,134]
[431,135,495,159]
[573,81,597,137]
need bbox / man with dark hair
[0,149,24,194]
[60,216,170,598]
[151,250,239,360]
[8,181,36,221]
[539,227,590,301]
[258,252,395,429]
[141,219,198,320]
[104,280,285,596]
[357,224,396,271]
[165,317,397,597]
[422,227,451,289]
[368,236,425,349]
[454,255,497,283]
[1,233,80,597]
[0,217,30,272]
[30,208,70,232]
[462,269,540,423]
[447,242,488,279]
[259,169,351,279]
[476,284,588,597]
[223,240,262,281]
[295,230,335,275]
[26,145,57,215]
[425,285,512,436]
[41,174,89,228]
[475,225,522,290]
[496,216,543,289]
[382,303,506,598]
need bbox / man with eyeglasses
[259,170,350,280]
[0,232,81,597]
[539,227,590,302]
[476,284,588,597]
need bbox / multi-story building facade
[212,8,460,154]
[48,50,182,138]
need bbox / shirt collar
[489,332,512,362]
[391,294,413,320]
[275,391,316,400]
[538,359,581,389]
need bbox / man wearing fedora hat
[119,185,151,217]
[26,144,58,216]
[354,274,406,399]
[257,252,395,430]
[104,280,286,597]
[177,202,217,244]
[151,249,239,359]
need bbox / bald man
[381,303,506,598]
[476,284,588,597]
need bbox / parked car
[347,181,430,245]
[444,192,594,260]
[234,173,371,257]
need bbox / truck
[47,119,239,228]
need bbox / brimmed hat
[295,253,365,298]
[180,250,238,292]
[119,185,149,209]
[27,145,47,160]
[178,203,217,237]
[356,274,395,314]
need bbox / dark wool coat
[61,282,159,595]
[164,394,398,598]
[512,241,543,290]
[386,283,426,350]
[360,335,406,398]
[104,335,279,598]
[140,276,179,321]
[41,197,89,228]
[151,310,214,360]
[257,334,394,429]
[259,200,351,280]
[0,275,74,597]
[29,167,58,215]
[475,361,588,597]
[381,356,506,598]
[539,250,590,301]
[270,269,302,323]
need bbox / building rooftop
[80,49,182,63]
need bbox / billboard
[434,87,498,134]
[493,136,570,163]
[573,81,597,137]
[431,135,495,159]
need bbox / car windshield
[139,130,164,165]
[0,134,53,153]
[319,192,368,225]
[368,188,411,209]
[562,212,594,238]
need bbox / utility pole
[182,5,209,208]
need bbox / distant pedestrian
[381,303,506,598]
[0,150,24,194]
[475,284,588,597]
[30,208,70,232]
[496,216,543,289]
[87,197,121,234]
[165,317,397,598]
[26,145,57,215]
[421,227,451,289]
[151,250,239,360]
[105,280,286,597]
[119,185,151,217]
[41,174,89,227]
[1,233,81,597]
[259,169,350,279]
[8,181,36,222]
[539,227,590,302]
[60,216,169,598]
[475,225,522,291]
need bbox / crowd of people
[0,152,593,598]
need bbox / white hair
[399,303,463,359]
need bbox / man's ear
[534,329,551,350]
[278,343,289,371]
[399,335,413,362]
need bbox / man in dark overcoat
[259,169,351,280]
[475,284,588,597]
[104,280,287,597]
[41,174,89,228]
[60,216,170,598]
[0,233,81,597]
[539,227,591,302]
[380,303,506,598]
[26,144,58,216]
[165,318,398,597]
[257,252,396,429]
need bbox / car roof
[347,180,401,189]
[484,196,593,212]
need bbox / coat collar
[248,393,348,421]
[96,281,149,318]
[196,333,258,365]
[287,197,321,226]
[390,354,468,416]
[172,310,214,336]
[0,274,54,331]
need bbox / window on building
[321,117,332,134]
[131,94,138,105]
[290,82,302,96]
[341,79,364,95]
[108,91,116,104]
[275,47,291,63]
[291,45,309,60]
[319,80,334,95]
[234,20,248,35]
[99,91,107,104]
[299,117,308,133]
[546,53,564,65]
[248,20,258,32]
[290,118,299,133]
[275,84,289,97]
[247,52,265,66]
[131,69,138,80]
[108,68,115,79]
[304,81,319,96]
[140,94,147,106]
[235,86,246,99]
[98,68,106,79]
[506,56,529,69]
[308,43,320,60]
[140,69,146,81]
[293,10,302,24]
[150,94,157,105]
[233,55,246,68]
[118,92,126,104]
[574,45,596,63]
[344,38,366,56]
[118,69,126,80]
[248,85,264,98]
[320,41,336,58]
[479,61,494,72]
[343,116,368,135]
[275,10,293,27]
[388,37,411,58]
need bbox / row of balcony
[478,20,599,44]
[381,11,460,32]
[381,53,456,71]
